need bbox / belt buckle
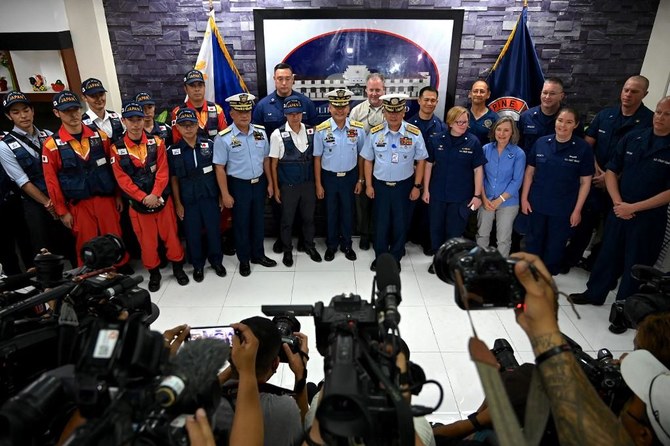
[250,177,260,184]
[336,172,346,177]
[386,182,397,187]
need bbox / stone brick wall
[103,0,659,122]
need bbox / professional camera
[0,235,154,404]
[272,315,302,362]
[433,238,528,309]
[262,254,441,446]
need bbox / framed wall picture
[254,9,464,120]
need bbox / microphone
[102,275,143,298]
[375,253,402,328]
[155,338,230,412]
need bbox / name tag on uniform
[391,152,399,164]
[203,165,213,174]
[117,148,128,155]
[281,132,290,138]
[96,158,107,166]
[399,137,412,146]
[150,165,157,173]
[172,148,181,155]
[8,141,20,150]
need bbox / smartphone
[189,325,236,344]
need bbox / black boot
[172,261,190,286]
[148,268,162,292]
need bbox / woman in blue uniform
[520,107,594,275]
[476,116,526,257]
[423,106,486,273]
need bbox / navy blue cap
[52,91,82,111]
[183,70,205,85]
[134,92,155,106]
[122,102,145,118]
[283,95,304,115]
[81,78,107,96]
[513,213,530,236]
[2,91,30,110]
[176,108,198,124]
[458,202,474,221]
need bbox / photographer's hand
[285,332,309,421]
[510,252,635,446]
[230,323,263,446]
[163,324,190,357]
[186,408,216,446]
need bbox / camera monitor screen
[189,325,235,344]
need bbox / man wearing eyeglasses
[350,73,386,251]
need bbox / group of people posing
[1,64,669,312]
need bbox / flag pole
[209,0,213,12]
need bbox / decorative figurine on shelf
[29,74,47,91]
[51,79,65,92]
[0,77,7,92]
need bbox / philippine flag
[195,11,249,120]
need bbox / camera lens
[433,237,477,284]
[272,316,301,337]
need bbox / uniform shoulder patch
[316,121,331,132]
[405,124,420,136]
[370,123,385,134]
[219,127,233,136]
[252,124,265,130]
[350,120,364,129]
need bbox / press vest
[55,130,116,200]
[115,138,170,213]
[2,130,49,194]
[278,124,314,185]
[169,137,218,204]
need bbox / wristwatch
[358,179,365,184]
[413,183,423,190]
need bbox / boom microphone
[155,338,230,412]
[375,253,402,328]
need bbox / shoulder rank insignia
[370,123,385,134]
[252,124,265,130]
[219,127,233,136]
[350,120,364,129]
[316,121,331,132]
[405,123,420,136]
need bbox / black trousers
[22,198,77,266]
[0,195,33,274]
[280,181,316,252]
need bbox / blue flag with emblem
[486,2,545,120]
[195,10,249,120]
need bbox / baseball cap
[283,95,304,115]
[2,91,31,110]
[52,91,82,111]
[81,78,107,96]
[621,349,670,445]
[121,102,145,118]
[175,108,198,124]
[134,92,156,106]
[184,70,205,85]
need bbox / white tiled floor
[145,238,636,424]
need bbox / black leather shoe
[370,260,376,271]
[569,292,602,306]
[306,247,322,263]
[359,237,370,251]
[272,239,283,254]
[323,248,334,261]
[213,264,227,277]
[239,262,251,277]
[148,268,162,292]
[172,262,190,286]
[251,256,277,268]
[428,264,435,275]
[193,269,204,282]
[343,248,357,261]
[283,252,293,267]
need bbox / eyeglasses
[454,120,468,126]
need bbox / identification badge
[96,158,107,166]
[281,131,290,138]
[117,148,128,155]
[400,137,412,146]
[8,141,20,149]
[391,152,399,164]
[93,329,119,359]
[203,165,213,174]
[172,148,181,155]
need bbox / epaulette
[252,124,265,130]
[405,123,420,136]
[219,127,233,136]
[315,120,331,132]
[370,123,385,134]
[350,120,364,129]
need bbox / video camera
[262,254,441,446]
[609,265,670,331]
[433,238,531,309]
[0,235,155,403]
